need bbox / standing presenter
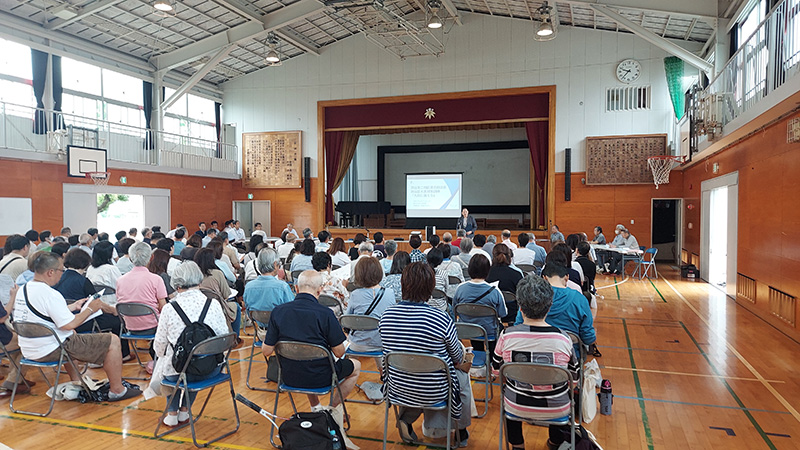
[456,208,477,237]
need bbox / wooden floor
[2,266,800,450]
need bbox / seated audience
[550,224,565,244]
[262,271,361,408]
[142,228,153,245]
[155,238,181,277]
[424,235,440,255]
[436,244,464,298]
[511,233,538,266]
[201,228,217,248]
[241,234,265,268]
[525,233,548,266]
[290,239,316,273]
[277,233,297,260]
[195,221,207,238]
[194,248,237,333]
[380,251,410,302]
[86,241,122,305]
[452,238,474,269]
[501,230,517,250]
[0,284,35,398]
[493,274,579,450]
[151,261,229,426]
[316,231,331,252]
[172,229,186,256]
[575,242,596,293]
[372,232,386,257]
[282,223,299,240]
[453,229,466,248]
[483,234,497,256]
[13,252,141,400]
[425,248,448,312]
[180,234,203,262]
[217,231,242,273]
[590,226,606,245]
[452,254,506,354]
[116,238,136,274]
[348,233,366,261]
[243,248,295,340]
[349,241,375,283]
[379,262,472,447]
[206,240,236,284]
[443,232,460,256]
[328,237,351,268]
[148,249,176,298]
[312,252,349,311]
[606,228,640,275]
[0,234,30,281]
[552,243,584,285]
[346,258,395,352]
[408,235,425,263]
[380,240,397,273]
[471,234,492,262]
[486,244,523,323]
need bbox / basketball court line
[612,395,792,415]
[621,318,654,450]
[600,366,784,383]
[661,277,800,424]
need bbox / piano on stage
[336,201,391,227]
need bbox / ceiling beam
[591,4,713,74]
[440,0,462,25]
[149,0,325,70]
[562,0,716,22]
[162,44,236,110]
[45,0,125,30]
[275,29,321,55]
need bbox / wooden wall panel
[554,171,683,249]
[681,112,800,340]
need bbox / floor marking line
[680,322,776,449]
[595,274,630,291]
[613,276,621,299]
[0,413,261,450]
[601,366,784,383]
[613,395,792,414]
[648,277,667,302]
[662,277,800,424]
[596,345,702,355]
[622,319,655,450]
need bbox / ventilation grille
[789,117,800,143]
[769,286,796,327]
[736,273,756,304]
[606,85,652,112]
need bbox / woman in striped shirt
[379,262,473,447]
[492,275,579,450]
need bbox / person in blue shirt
[172,228,186,256]
[452,254,506,354]
[550,225,565,244]
[514,264,596,350]
[524,232,548,266]
[243,248,295,338]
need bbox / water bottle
[330,430,342,450]
[599,379,613,415]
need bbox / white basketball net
[88,172,110,187]
[647,157,680,189]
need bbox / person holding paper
[456,208,477,237]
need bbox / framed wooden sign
[585,134,667,185]
[242,131,302,188]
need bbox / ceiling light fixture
[427,0,443,29]
[265,33,281,64]
[533,1,558,41]
[153,0,173,12]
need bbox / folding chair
[10,321,91,417]
[454,322,492,418]
[245,310,275,392]
[269,341,351,448]
[516,264,536,275]
[319,294,344,317]
[501,291,518,325]
[116,302,159,380]
[155,333,240,448]
[0,340,32,392]
[339,314,383,405]
[565,331,586,422]
[635,248,659,279]
[621,246,646,277]
[382,351,454,450]
[462,268,471,281]
[448,275,462,287]
[498,362,576,450]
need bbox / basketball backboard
[67,145,107,177]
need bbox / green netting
[664,56,685,120]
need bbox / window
[0,38,32,80]
[102,70,142,105]
[0,38,34,114]
[163,89,218,142]
[62,58,102,96]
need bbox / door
[700,172,738,297]
[232,201,271,237]
[651,199,681,262]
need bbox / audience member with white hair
[348,241,375,284]
[149,261,229,427]
[243,248,295,339]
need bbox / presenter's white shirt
[511,247,537,266]
[13,281,75,360]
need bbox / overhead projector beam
[590,4,714,75]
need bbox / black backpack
[171,298,223,376]
[279,410,344,450]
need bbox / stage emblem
[424,108,436,119]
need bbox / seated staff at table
[605,228,640,275]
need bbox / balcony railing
[0,101,238,175]
[694,0,800,141]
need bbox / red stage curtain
[324,131,360,224]
[525,121,548,228]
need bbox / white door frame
[650,198,683,264]
[700,171,739,297]
[232,200,271,237]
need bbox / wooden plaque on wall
[585,134,667,185]
[242,131,302,188]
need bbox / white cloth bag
[581,359,602,423]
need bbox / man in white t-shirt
[511,233,538,266]
[501,229,518,250]
[12,252,141,401]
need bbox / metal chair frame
[382,351,454,450]
[565,331,586,423]
[0,339,32,391]
[269,341,351,449]
[634,248,659,279]
[621,246,646,277]
[116,302,160,380]
[245,309,275,392]
[516,264,537,275]
[339,314,383,405]
[454,321,493,418]
[10,321,91,417]
[498,362,576,450]
[501,291,517,325]
[154,333,240,448]
[319,294,344,317]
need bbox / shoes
[589,343,602,358]
[457,429,469,447]
[121,354,134,363]
[397,419,418,444]
[547,439,560,450]
[162,414,181,427]
[603,262,611,273]
[108,386,142,401]
[178,410,191,423]
[0,381,35,398]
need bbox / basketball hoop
[86,171,110,187]
[647,156,683,189]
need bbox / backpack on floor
[279,410,344,450]
[171,298,223,376]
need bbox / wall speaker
[564,148,571,202]
[304,157,311,202]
